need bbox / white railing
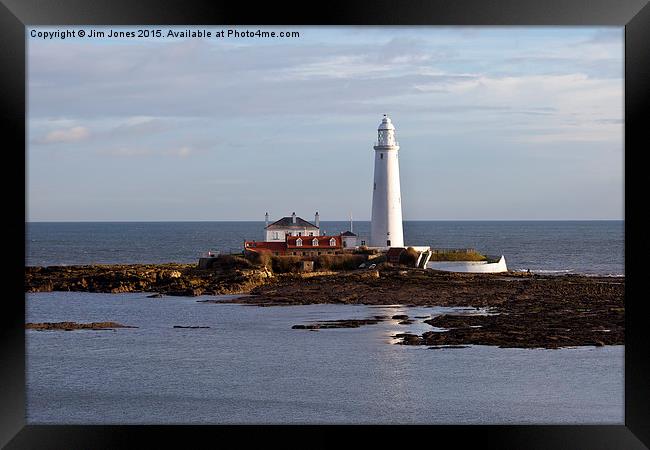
[374,141,399,147]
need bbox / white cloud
[123,116,157,126]
[98,147,153,157]
[37,126,90,144]
[165,146,192,158]
[515,123,623,143]
[108,116,171,136]
[272,55,392,80]
[405,72,622,143]
[99,145,192,158]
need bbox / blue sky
[27,26,623,221]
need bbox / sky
[27,26,624,221]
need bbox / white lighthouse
[370,114,404,248]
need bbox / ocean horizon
[26,219,624,222]
[26,220,624,275]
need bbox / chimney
[315,211,320,228]
[265,212,269,228]
[292,212,296,224]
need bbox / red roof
[286,235,341,249]
[244,236,342,253]
[244,241,287,253]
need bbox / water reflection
[26,292,624,424]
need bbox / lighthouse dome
[378,114,395,131]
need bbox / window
[329,238,336,247]
[292,252,297,255]
[387,240,391,246]
[296,238,303,247]
[273,232,279,240]
[380,153,383,159]
[312,238,319,246]
[302,252,306,256]
[318,252,321,255]
[298,232,302,236]
[273,252,279,256]
[373,182,376,190]
[361,240,366,246]
[309,232,313,236]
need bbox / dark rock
[168,288,203,297]
[173,325,210,329]
[393,333,422,344]
[292,324,320,330]
[400,334,423,345]
[292,317,386,330]
[428,345,469,350]
[26,321,137,331]
[147,293,163,298]
[391,314,409,320]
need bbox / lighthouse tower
[370,114,404,248]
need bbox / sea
[25,220,625,424]
[26,220,624,275]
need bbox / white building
[370,115,404,248]
[264,212,320,241]
[340,231,358,248]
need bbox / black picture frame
[2,0,648,448]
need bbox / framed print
[2,0,649,448]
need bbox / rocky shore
[231,269,625,348]
[25,262,273,296]
[24,263,624,348]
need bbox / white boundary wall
[426,255,508,273]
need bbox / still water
[26,292,624,424]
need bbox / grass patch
[427,250,487,262]
[270,256,304,273]
[354,246,380,255]
[246,251,272,268]
[245,252,367,273]
[315,254,366,271]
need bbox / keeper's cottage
[264,212,320,241]
[245,212,358,256]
